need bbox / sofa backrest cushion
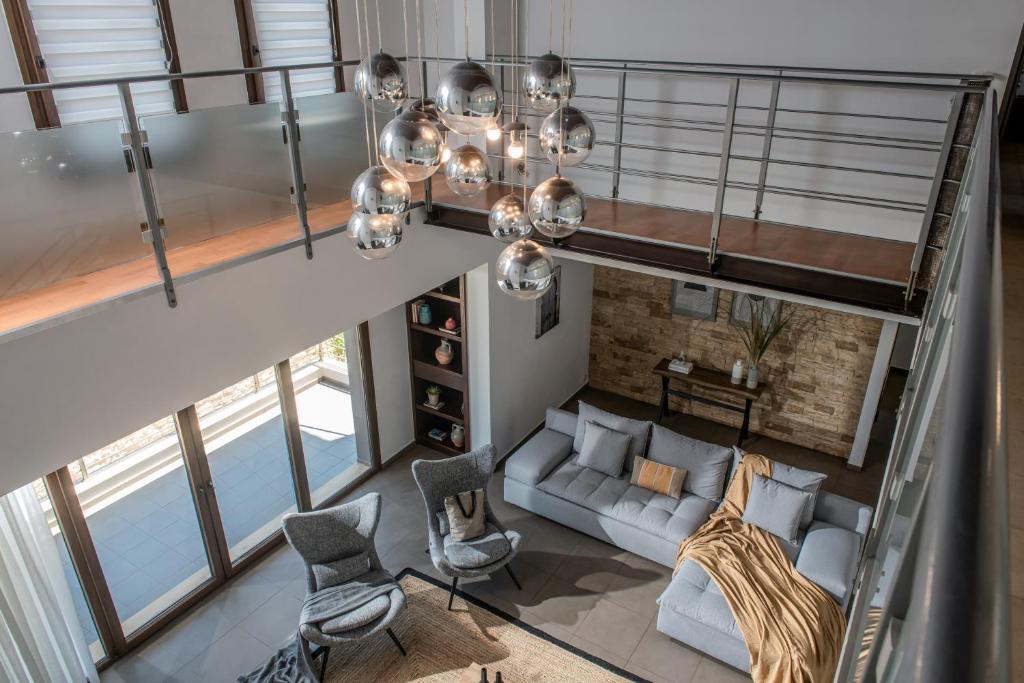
[742,474,813,544]
[578,421,632,477]
[771,462,827,529]
[648,424,732,502]
[545,407,579,438]
[573,402,652,472]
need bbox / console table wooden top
[653,358,765,401]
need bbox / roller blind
[25,0,175,125]
[251,0,336,101]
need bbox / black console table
[653,358,765,447]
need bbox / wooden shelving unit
[406,275,470,455]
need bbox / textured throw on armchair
[675,453,845,683]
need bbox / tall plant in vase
[735,297,793,389]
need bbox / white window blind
[251,0,336,101]
[25,0,175,125]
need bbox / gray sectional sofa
[503,404,873,673]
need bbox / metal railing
[0,56,988,322]
[834,87,1008,682]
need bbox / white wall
[166,0,249,110]
[369,303,415,462]
[0,7,35,132]
[468,255,593,456]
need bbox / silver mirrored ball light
[528,175,586,238]
[538,106,595,167]
[406,97,447,132]
[444,144,491,197]
[435,60,501,135]
[495,239,554,300]
[354,52,407,112]
[379,110,442,182]
[351,213,403,260]
[524,53,576,114]
[488,194,533,243]
[351,165,411,215]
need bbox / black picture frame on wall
[670,280,719,321]
[535,265,561,338]
[730,292,780,326]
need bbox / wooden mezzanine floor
[0,181,916,339]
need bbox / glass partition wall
[36,324,374,667]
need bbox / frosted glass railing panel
[142,102,296,251]
[0,120,148,299]
[296,92,372,214]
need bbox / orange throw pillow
[630,456,687,499]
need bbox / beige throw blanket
[675,453,845,683]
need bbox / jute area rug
[323,569,643,682]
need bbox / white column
[848,319,899,469]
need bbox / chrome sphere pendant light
[407,98,446,132]
[528,174,586,238]
[524,53,575,113]
[488,194,533,242]
[379,109,442,182]
[351,213,403,259]
[351,165,412,215]
[538,106,594,166]
[445,144,491,197]
[495,239,555,300]
[354,52,407,112]
[435,60,502,135]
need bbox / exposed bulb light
[507,140,524,159]
[441,144,452,162]
[486,125,502,142]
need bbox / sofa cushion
[795,520,861,604]
[504,428,574,486]
[545,407,579,437]
[648,424,733,502]
[658,560,743,641]
[573,402,652,471]
[537,457,631,516]
[536,456,713,543]
[771,462,827,529]
[443,523,512,569]
[578,421,632,477]
[742,474,813,544]
[630,455,686,500]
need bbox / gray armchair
[411,444,523,610]
[281,492,406,680]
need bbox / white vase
[746,366,759,389]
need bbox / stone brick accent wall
[589,266,883,458]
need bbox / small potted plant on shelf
[426,384,442,407]
[735,296,792,389]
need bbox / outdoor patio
[53,381,360,646]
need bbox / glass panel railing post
[117,82,177,308]
[905,91,963,305]
[280,69,314,260]
[752,75,780,220]
[610,65,627,199]
[708,77,739,265]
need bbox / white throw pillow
[577,420,632,477]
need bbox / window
[17,0,181,125]
[245,0,339,101]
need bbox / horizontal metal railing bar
[487,51,986,83]
[420,56,989,93]
[511,103,946,148]
[496,152,926,212]
[521,131,935,182]
[566,92,950,125]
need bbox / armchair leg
[504,564,522,591]
[448,577,459,610]
[386,627,407,656]
[318,646,331,681]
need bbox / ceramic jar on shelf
[435,339,454,365]
[451,424,465,448]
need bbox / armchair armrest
[504,428,573,486]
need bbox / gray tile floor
[99,393,889,683]
[58,382,359,648]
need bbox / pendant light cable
[375,0,383,53]
[464,0,470,61]
[524,0,530,207]
[402,0,409,68]
[355,0,372,167]
[363,0,380,161]
[415,0,424,101]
